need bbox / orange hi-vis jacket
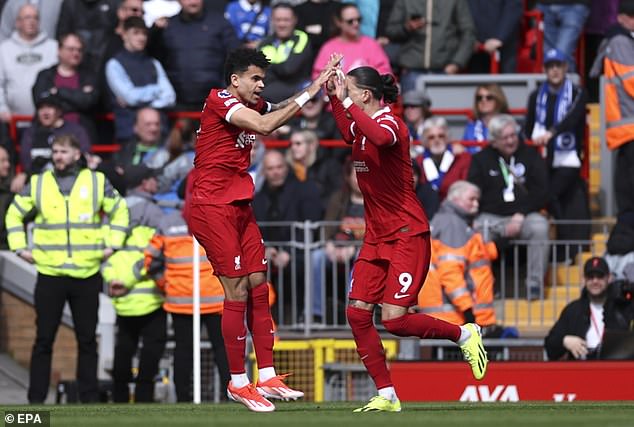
[145,211,224,315]
[417,202,497,326]
[603,31,634,150]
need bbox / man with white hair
[467,114,549,300]
[0,4,57,120]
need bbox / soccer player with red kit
[327,63,489,412]
[187,47,341,412]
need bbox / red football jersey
[192,88,269,205]
[332,99,429,243]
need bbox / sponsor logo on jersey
[235,131,257,149]
[224,98,239,107]
[353,160,369,172]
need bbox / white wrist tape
[294,91,311,108]
[342,97,354,109]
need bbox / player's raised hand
[333,68,346,101]
[315,53,343,87]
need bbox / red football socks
[346,306,393,389]
[221,300,248,374]
[247,283,275,369]
[382,313,461,342]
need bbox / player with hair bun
[326,62,489,412]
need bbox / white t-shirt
[586,302,605,351]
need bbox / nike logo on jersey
[262,258,268,265]
[393,293,410,300]
[237,335,247,341]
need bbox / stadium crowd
[1,0,634,405]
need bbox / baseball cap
[543,48,567,66]
[402,90,431,108]
[124,164,160,189]
[584,256,610,277]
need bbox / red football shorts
[188,203,267,278]
[349,233,431,307]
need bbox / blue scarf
[532,78,580,168]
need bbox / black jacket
[56,0,119,74]
[149,8,240,109]
[32,64,100,142]
[252,172,324,243]
[467,142,549,216]
[544,286,632,360]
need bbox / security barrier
[257,219,611,335]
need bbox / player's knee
[346,305,373,330]
[382,315,409,337]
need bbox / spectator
[5,134,128,403]
[413,117,471,203]
[102,164,166,403]
[286,128,342,206]
[149,0,240,111]
[258,2,313,103]
[601,0,634,229]
[466,0,522,74]
[544,256,633,360]
[18,93,91,177]
[253,149,324,267]
[418,180,497,328]
[252,150,323,320]
[294,0,339,53]
[0,144,14,249]
[32,33,100,144]
[462,84,510,153]
[113,107,166,169]
[310,157,364,322]
[284,81,341,142]
[0,4,56,120]
[311,3,392,80]
[105,16,176,142]
[401,89,432,142]
[411,159,440,220]
[145,184,230,402]
[56,0,120,75]
[536,0,591,72]
[385,0,476,92]
[0,0,62,43]
[524,48,590,261]
[103,0,145,64]
[467,114,550,300]
[149,117,198,212]
[224,0,271,48]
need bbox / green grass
[2,402,634,427]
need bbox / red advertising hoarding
[390,361,634,401]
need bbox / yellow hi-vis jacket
[102,192,164,317]
[5,169,128,278]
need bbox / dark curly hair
[347,66,399,104]
[223,48,270,85]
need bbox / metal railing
[258,219,612,336]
